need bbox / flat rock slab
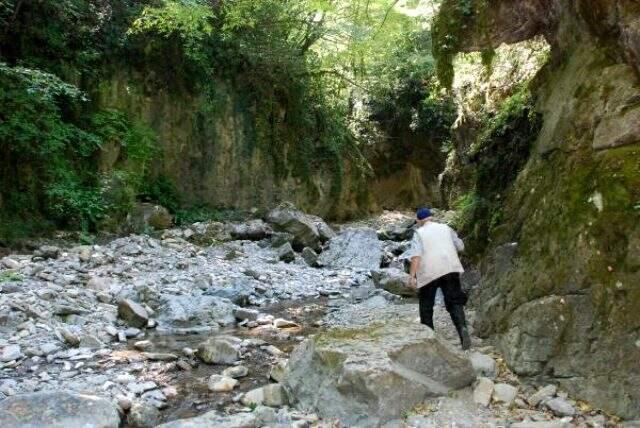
[158,294,238,328]
[317,228,383,270]
[265,205,321,251]
[156,410,257,428]
[371,268,414,297]
[0,391,120,428]
[283,310,475,427]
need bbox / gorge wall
[437,0,640,419]
[95,71,373,221]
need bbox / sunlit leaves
[128,0,213,39]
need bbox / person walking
[406,208,471,350]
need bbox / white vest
[416,222,464,287]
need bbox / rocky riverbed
[0,206,628,427]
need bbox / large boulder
[241,384,289,407]
[118,299,149,328]
[371,268,414,297]
[157,294,238,329]
[377,219,415,241]
[229,220,272,241]
[0,391,120,428]
[265,204,322,251]
[317,228,383,270]
[283,310,475,426]
[127,203,172,232]
[188,221,233,245]
[205,278,255,306]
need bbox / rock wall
[439,0,640,419]
[365,128,446,210]
[95,71,374,221]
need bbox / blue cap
[416,208,432,220]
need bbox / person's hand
[408,276,417,290]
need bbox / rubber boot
[421,313,434,330]
[450,305,471,350]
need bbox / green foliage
[90,109,158,168]
[1,0,470,237]
[432,0,489,89]
[456,86,542,255]
[0,0,147,75]
[367,29,457,156]
[174,206,248,226]
[0,63,102,229]
[0,271,23,283]
[0,62,159,238]
[473,86,541,194]
[139,176,181,214]
[128,0,214,74]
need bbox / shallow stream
[130,298,329,425]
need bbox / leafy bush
[432,0,490,89]
[127,0,214,76]
[174,205,248,226]
[366,29,457,161]
[472,86,541,195]
[0,63,103,228]
[138,175,176,209]
[455,86,542,255]
[0,63,159,237]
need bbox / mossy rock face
[472,35,640,418]
[283,312,475,427]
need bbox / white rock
[197,338,240,365]
[470,352,497,378]
[473,377,494,407]
[116,395,132,411]
[222,365,249,379]
[39,343,59,356]
[257,315,275,325]
[511,420,571,428]
[269,360,288,383]
[262,345,285,357]
[127,381,157,395]
[86,277,111,292]
[493,383,518,406]
[1,258,21,270]
[0,345,22,362]
[233,308,260,321]
[528,384,557,407]
[208,375,238,392]
[273,318,300,329]
[242,384,288,407]
[544,397,576,417]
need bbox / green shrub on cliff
[432,0,490,89]
[0,63,159,239]
[454,86,542,256]
[0,63,102,231]
[368,30,456,141]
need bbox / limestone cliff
[436,0,640,419]
[95,71,373,221]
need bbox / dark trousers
[418,272,467,329]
